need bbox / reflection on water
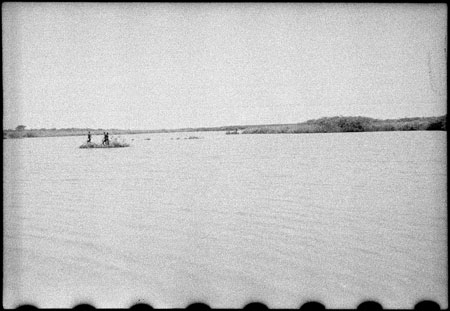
[3,131,447,308]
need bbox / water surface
[3,131,447,308]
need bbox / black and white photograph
[3,3,447,309]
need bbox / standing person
[105,132,109,145]
[87,131,91,143]
[102,132,106,145]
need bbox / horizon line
[3,114,447,132]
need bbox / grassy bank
[2,126,246,139]
[3,128,153,139]
[3,115,446,139]
[241,115,446,134]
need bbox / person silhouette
[87,131,91,143]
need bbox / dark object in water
[226,130,239,135]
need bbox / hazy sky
[2,3,447,130]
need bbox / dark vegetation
[241,115,446,134]
[79,141,130,148]
[3,128,152,139]
[3,115,446,139]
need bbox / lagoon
[3,131,447,308]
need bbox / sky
[2,3,447,130]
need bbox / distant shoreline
[3,115,446,139]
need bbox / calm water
[3,131,447,308]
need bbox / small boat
[226,129,239,135]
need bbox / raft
[79,141,130,148]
